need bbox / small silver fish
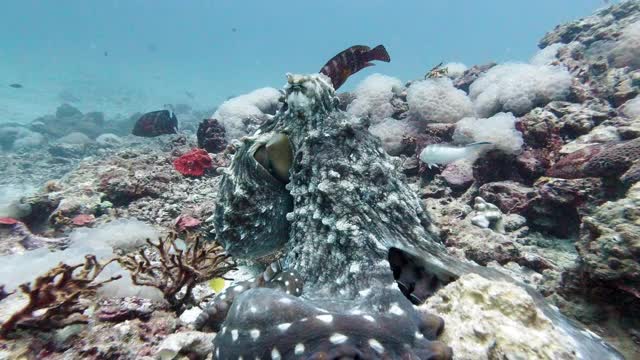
[419,142,492,168]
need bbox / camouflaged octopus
[196,73,455,360]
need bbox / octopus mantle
[202,74,621,360]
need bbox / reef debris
[118,232,236,313]
[173,148,213,177]
[0,255,120,338]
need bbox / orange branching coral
[119,232,236,313]
[0,255,120,338]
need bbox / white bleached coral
[422,273,578,360]
[530,43,565,66]
[453,112,524,155]
[444,62,468,78]
[368,118,414,156]
[620,95,640,119]
[469,63,572,117]
[346,73,403,124]
[407,78,474,124]
[0,219,163,300]
[608,21,640,69]
[211,87,281,141]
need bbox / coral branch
[119,232,236,313]
[0,255,120,338]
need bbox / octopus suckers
[329,333,349,344]
[316,314,334,323]
[362,314,376,322]
[389,303,405,316]
[250,329,261,340]
[294,343,305,355]
[278,297,292,304]
[368,339,385,354]
[414,331,424,339]
[271,347,281,360]
[277,323,291,332]
[250,306,258,313]
[231,329,239,341]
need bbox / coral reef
[0,255,120,338]
[119,232,236,313]
[346,73,403,124]
[212,87,281,141]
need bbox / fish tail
[367,45,391,63]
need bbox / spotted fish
[319,44,391,90]
[132,110,178,137]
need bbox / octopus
[199,73,623,359]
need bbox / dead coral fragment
[119,232,236,313]
[0,255,120,338]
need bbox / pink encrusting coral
[174,215,201,232]
[72,214,95,226]
[173,148,212,176]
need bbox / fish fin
[363,62,376,68]
[367,44,391,62]
[467,141,492,147]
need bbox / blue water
[0,0,610,122]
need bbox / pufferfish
[419,142,492,168]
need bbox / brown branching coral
[0,255,120,338]
[119,232,236,313]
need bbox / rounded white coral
[469,63,572,118]
[407,78,474,124]
[347,74,403,124]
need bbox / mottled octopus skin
[207,73,623,359]
[548,137,640,185]
[208,73,452,359]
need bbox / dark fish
[104,51,108,57]
[132,110,178,137]
[231,27,237,32]
[319,44,391,90]
[9,83,22,88]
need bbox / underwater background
[1,0,640,359]
[1,0,610,123]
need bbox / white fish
[419,142,492,168]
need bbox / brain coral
[469,63,573,118]
[407,78,475,124]
[346,73,403,124]
[453,112,524,155]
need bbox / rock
[178,307,203,326]
[440,160,474,191]
[470,197,505,233]
[96,133,123,148]
[577,182,640,288]
[452,63,496,93]
[155,331,216,360]
[423,273,578,360]
[479,181,536,215]
[97,297,156,322]
[56,103,82,118]
[197,119,227,153]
